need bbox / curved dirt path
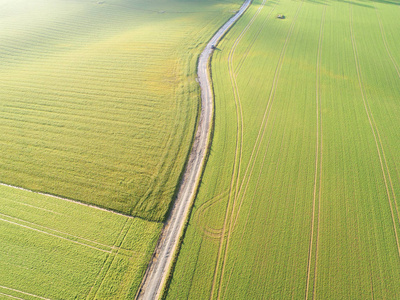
[135,1,252,299]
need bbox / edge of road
[135,1,252,298]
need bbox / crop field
[0,184,162,299]
[0,0,242,221]
[166,0,400,298]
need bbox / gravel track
[135,1,252,299]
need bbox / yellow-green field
[0,0,242,221]
[0,184,161,299]
[167,0,400,298]
[0,0,244,297]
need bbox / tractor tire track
[210,1,269,298]
[305,7,326,300]
[349,3,400,259]
[374,5,400,79]
[212,2,304,298]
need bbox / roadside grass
[0,184,162,299]
[0,0,242,221]
[166,0,400,298]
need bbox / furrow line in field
[0,286,50,300]
[305,7,326,300]
[210,1,268,297]
[231,116,276,229]
[214,2,304,298]
[374,6,400,78]
[349,4,400,259]
[0,212,113,250]
[2,198,62,215]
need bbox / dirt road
[136,1,252,299]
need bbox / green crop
[166,0,400,298]
[0,184,162,299]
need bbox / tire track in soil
[231,0,280,229]
[0,217,111,253]
[349,3,400,259]
[305,6,325,300]
[209,2,268,298]
[211,2,304,298]
[234,2,277,75]
[86,218,130,299]
[222,122,289,299]
[374,4,400,78]
[90,218,134,300]
[0,286,50,300]
[0,212,113,250]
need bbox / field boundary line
[349,3,400,259]
[0,182,135,219]
[0,286,50,300]
[0,217,111,253]
[305,7,326,300]
[210,1,269,297]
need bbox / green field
[167,0,400,298]
[0,184,161,299]
[0,0,241,221]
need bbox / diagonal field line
[0,292,25,300]
[0,286,50,300]
[0,217,111,253]
[91,219,134,300]
[0,212,113,250]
